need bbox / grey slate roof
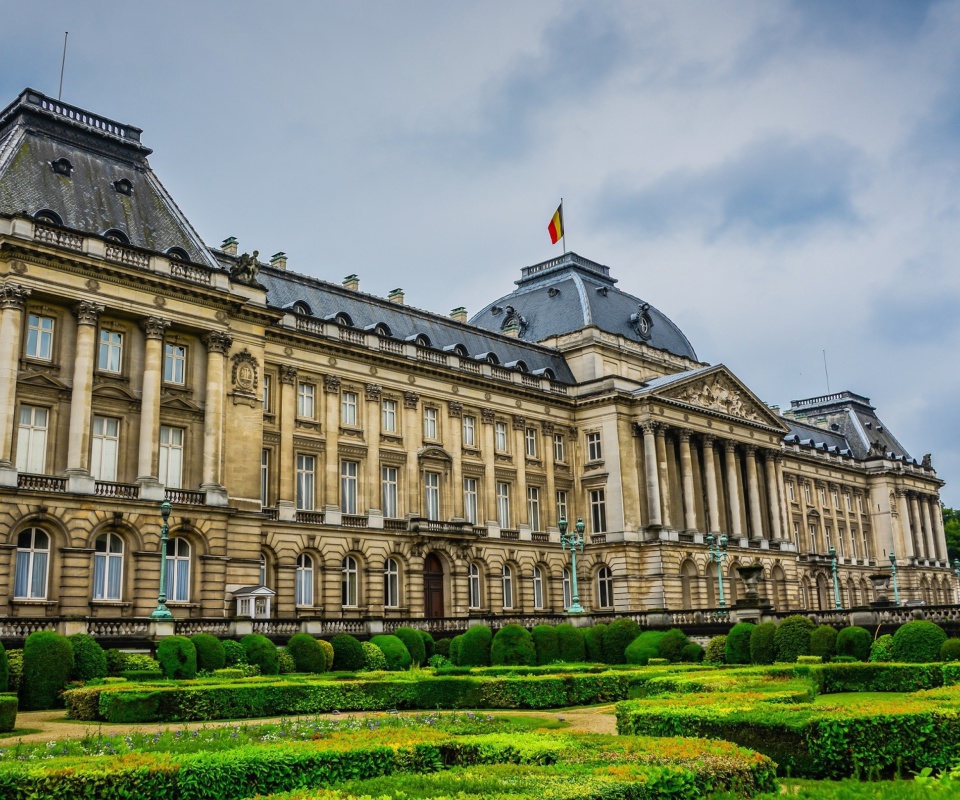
[469,252,699,362]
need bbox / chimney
[388,288,404,304]
[343,274,359,291]
[502,320,521,338]
[269,252,287,270]
[221,236,238,256]
[450,306,468,323]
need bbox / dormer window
[505,360,528,373]
[291,301,312,316]
[325,312,353,327]
[34,209,62,226]
[51,158,73,177]
[166,247,189,261]
[406,333,431,348]
[113,178,133,196]
[365,322,392,337]
[103,229,129,245]
[443,343,468,357]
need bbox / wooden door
[423,553,444,618]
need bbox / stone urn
[736,562,765,601]
[869,572,892,607]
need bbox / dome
[469,252,698,361]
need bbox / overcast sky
[3,1,959,505]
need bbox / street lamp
[150,498,173,620]
[559,516,585,614]
[953,558,960,604]
[889,551,901,607]
[829,545,842,610]
[706,533,728,608]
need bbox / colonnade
[897,489,947,563]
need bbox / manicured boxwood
[394,627,426,666]
[287,634,327,674]
[870,634,894,662]
[277,650,296,674]
[157,636,198,680]
[491,624,536,666]
[212,668,245,680]
[531,624,560,665]
[0,694,16,733]
[602,618,641,664]
[67,633,108,682]
[681,642,705,663]
[457,625,493,667]
[892,620,947,663]
[448,635,462,665]
[941,637,960,662]
[318,639,335,671]
[810,625,838,663]
[773,615,815,663]
[361,641,387,671]
[370,635,412,671]
[625,631,665,666]
[836,626,872,662]
[555,623,586,663]
[331,634,365,672]
[22,630,74,710]
[434,638,452,657]
[5,650,21,694]
[704,635,727,665]
[0,642,7,693]
[190,633,226,673]
[120,669,164,682]
[241,634,279,676]
[418,629,435,660]
[222,639,246,667]
[584,623,607,662]
[657,628,689,663]
[749,622,777,665]
[724,622,755,665]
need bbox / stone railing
[341,514,368,529]
[0,617,59,637]
[95,481,140,499]
[166,488,205,505]
[295,510,325,525]
[34,223,82,251]
[252,619,304,636]
[174,619,232,637]
[170,261,212,285]
[105,243,150,269]
[17,473,67,492]
[87,619,152,638]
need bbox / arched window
[596,566,613,609]
[562,568,572,610]
[532,566,544,610]
[501,564,514,609]
[341,555,359,608]
[14,528,49,599]
[166,247,190,261]
[772,565,788,610]
[680,559,698,609]
[291,301,312,316]
[296,553,314,607]
[383,557,400,608]
[103,228,129,245]
[799,577,810,609]
[165,537,191,602]
[468,562,482,609]
[34,209,62,226]
[93,532,124,601]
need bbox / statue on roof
[922,453,932,468]
[231,250,260,285]
[868,440,886,457]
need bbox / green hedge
[810,625,838,663]
[417,630,435,661]
[22,630,74,710]
[892,620,947,663]
[369,635,411,671]
[704,635,726,665]
[242,634,279,676]
[458,625,493,667]
[773,615,815,663]
[680,643,704,663]
[531,625,559,665]
[870,634,894,662]
[0,694,15,733]
[624,631,664,666]
[287,635,327,674]
[318,639,335,671]
[393,628,426,666]
[724,623,755,665]
[555,624,586,663]
[68,633,108,682]
[191,634,226,674]
[836,626,872,662]
[749,622,777,665]
[222,640,246,667]
[157,636,198,680]
[331,634,365,672]
[361,641,387,671]
[491,625,536,667]
[657,629,689,663]
[941,638,960,662]
[602,618,641,664]
[584,624,606,662]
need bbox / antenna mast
[58,32,69,101]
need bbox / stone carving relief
[230,349,259,395]
[667,375,763,422]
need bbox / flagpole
[561,198,567,254]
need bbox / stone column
[723,440,743,538]
[512,415,527,530]
[678,430,697,532]
[542,422,556,529]
[137,316,170,482]
[447,401,463,518]
[481,410,497,525]
[365,384,382,513]
[932,497,948,562]
[403,391,420,516]
[0,283,30,469]
[921,496,937,563]
[745,445,764,541]
[764,451,782,541]
[323,375,343,512]
[278,366,298,509]
[640,423,661,528]
[201,331,232,490]
[655,425,672,529]
[897,489,915,559]
[774,455,790,541]
[65,301,104,475]
[702,435,720,533]
[910,493,926,559]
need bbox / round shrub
[657,628,690,663]
[892,620,947,663]
[556,623,586,663]
[704,635,727,665]
[810,625,838,663]
[361,640,388,671]
[434,638,452,658]
[241,634,279,676]
[394,628,426,666]
[749,622,777,665]
[625,631,665,666]
[418,630,435,660]
[458,625,493,667]
[331,634,365,672]
[602,618,642,664]
[490,624,536,666]
[68,634,107,683]
[725,623,755,665]
[277,650,296,674]
[318,639,335,671]
[448,636,462,665]
[6,651,22,694]
[287,634,327,674]
[157,636,198,680]
[941,638,960,662]
[0,642,7,692]
[681,642,705,663]
[584,624,607,662]
[190,634,226,674]
[222,640,246,667]
[23,630,74,710]
[773,615,815,663]
[870,633,894,662]
[370,634,412,671]
[836,626,872,662]
[532,625,560,665]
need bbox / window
[382,466,399,519]
[556,490,568,525]
[468,563,482,608]
[838,526,846,557]
[93,532,124,600]
[525,427,538,458]
[590,489,607,533]
[423,407,438,440]
[165,537,190,602]
[596,566,613,608]
[527,487,541,532]
[259,553,268,587]
[804,483,812,504]
[462,415,476,447]
[158,426,184,488]
[533,566,544,610]
[463,478,478,525]
[260,449,269,507]
[381,399,397,432]
[562,568,572,609]
[819,486,827,506]
[262,374,272,412]
[424,471,440,520]
[340,460,358,514]
[16,405,48,474]
[825,525,833,552]
[163,343,187,384]
[91,415,120,482]
[787,482,796,502]
[494,421,508,452]
[553,433,565,462]
[98,329,123,373]
[857,495,864,514]
[296,454,316,510]
[587,432,602,461]
[297,382,315,419]
[341,555,359,607]
[496,482,511,528]
[850,530,858,560]
[808,523,818,553]
[501,564,514,609]
[341,391,358,425]
[383,558,400,608]
[845,493,852,511]
[25,314,54,360]
[296,553,314,606]
[14,528,49,599]
[792,521,800,542]
[832,490,840,508]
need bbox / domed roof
[469,252,698,361]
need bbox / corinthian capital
[279,364,298,384]
[0,282,31,310]
[74,300,105,326]
[141,316,171,340]
[203,331,233,354]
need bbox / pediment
[92,383,139,402]
[419,445,453,461]
[17,370,70,391]
[160,395,203,414]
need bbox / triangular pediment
[160,395,203,413]
[17,370,70,391]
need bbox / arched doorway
[423,553,444,617]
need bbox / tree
[943,505,960,563]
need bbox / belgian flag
[548,202,564,245]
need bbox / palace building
[0,88,950,638]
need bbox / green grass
[812,691,912,706]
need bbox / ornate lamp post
[829,546,842,610]
[559,516,585,614]
[889,551,901,607]
[150,498,173,620]
[953,559,960,604]
[706,533,728,608]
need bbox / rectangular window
[495,421,508,452]
[297,382,315,419]
[792,521,800,542]
[158,425,184,488]
[587,432,602,461]
[838,526,846,557]
[16,405,48,474]
[464,477,478,524]
[496,482,511,528]
[845,493,852,511]
[553,433,565,462]
[262,374,272,412]
[819,487,827,506]
[381,399,397,432]
[527,487,541,532]
[808,523,818,553]
[556,490,568,524]
[91,415,120,482]
[787,482,796,502]
[260,449,269,506]
[341,391,358,425]
[340,460,358,514]
[825,525,833,552]
[163,343,187,384]
[296,454,316,510]
[98,330,123,373]
[850,528,858,560]
[590,488,607,533]
[804,484,812,504]
[832,490,840,508]
[423,407,438,440]
[425,471,440,520]
[525,427,538,458]
[25,314,54,361]
[857,495,864,514]
[462,415,476,447]
[382,466,399,518]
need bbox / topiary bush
[584,624,607,662]
[277,650,296,674]
[448,636,462,665]
[457,625,493,667]
[657,628,689,663]
[602,618,642,664]
[434,638,452,658]
[941,638,960,662]
[361,640,388,671]
[490,624,536,666]
[370,635,412,671]
[221,640,246,667]
[0,643,7,692]
[67,634,107,683]
[725,623,756,665]
[6,650,22,694]
[286,634,327,674]
[704,635,727,665]
[318,639,335,671]
[749,622,777,665]
[870,633,894,662]
[190,634,226,674]
[773,615,815,663]
[23,630,74,710]
[394,628,426,666]
[681,642,705,663]
[241,634,279,676]
[156,636,198,680]
[418,630,435,660]
[625,631,665,666]
[331,634,365,672]
[892,620,947,663]
[836,626,872,662]
[555,623,586,663]
[810,625,838,663]
[531,625,560,665]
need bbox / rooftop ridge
[516,251,617,286]
[790,390,874,410]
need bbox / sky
[2,1,959,505]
